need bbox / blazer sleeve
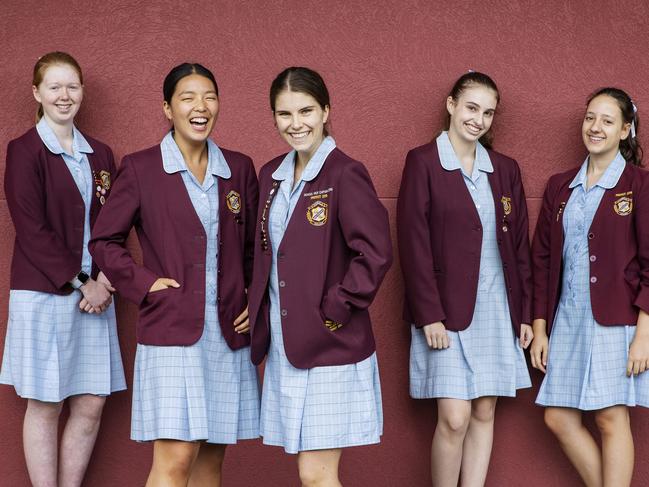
[633,171,649,313]
[320,162,393,325]
[396,149,446,327]
[4,139,79,289]
[243,157,259,288]
[511,161,533,324]
[531,177,556,321]
[89,155,158,305]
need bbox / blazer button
[279,280,286,287]
[589,255,597,262]
[502,226,508,232]
[281,309,287,317]
[590,276,597,283]
[588,233,594,240]
[278,252,285,259]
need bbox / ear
[322,105,330,124]
[163,101,173,122]
[32,85,41,103]
[620,122,631,141]
[446,96,455,117]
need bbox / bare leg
[544,407,602,487]
[460,396,497,487]
[431,398,471,487]
[58,394,106,487]
[595,406,634,487]
[23,399,64,487]
[146,439,200,487]
[188,443,226,487]
[297,448,343,487]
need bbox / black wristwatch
[70,271,90,289]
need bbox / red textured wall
[1,1,648,485]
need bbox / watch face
[78,271,90,284]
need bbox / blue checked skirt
[260,301,383,454]
[0,290,126,402]
[131,301,261,443]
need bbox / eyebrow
[177,90,217,96]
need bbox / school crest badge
[306,201,328,226]
[614,196,633,216]
[93,170,111,205]
[226,190,242,214]
[501,196,512,216]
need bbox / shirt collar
[36,117,93,157]
[161,131,231,179]
[272,136,337,182]
[436,131,493,175]
[569,151,626,190]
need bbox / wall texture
[1,1,648,485]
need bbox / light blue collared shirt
[569,151,626,191]
[436,131,493,182]
[36,117,94,273]
[160,132,231,299]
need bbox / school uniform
[0,118,126,401]
[533,153,649,409]
[89,133,260,442]
[398,132,532,400]
[248,137,391,453]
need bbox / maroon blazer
[397,142,532,335]
[247,148,392,369]
[532,163,649,333]
[89,143,258,349]
[5,127,116,294]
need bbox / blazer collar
[569,151,625,190]
[161,131,231,179]
[272,136,336,182]
[436,131,493,178]
[36,117,93,158]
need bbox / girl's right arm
[88,156,159,305]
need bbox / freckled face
[32,64,83,125]
[273,90,329,162]
[582,94,630,159]
[163,74,219,145]
[446,85,498,145]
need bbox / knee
[298,459,337,487]
[158,451,196,479]
[70,395,106,425]
[595,408,629,436]
[27,399,64,421]
[544,408,576,437]
[438,410,471,436]
[471,400,497,423]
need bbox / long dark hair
[270,67,331,136]
[587,87,643,166]
[441,71,500,149]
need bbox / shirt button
[589,255,597,262]
[279,280,286,287]
[281,309,287,317]
[201,194,207,198]
[590,276,598,283]
[476,204,481,209]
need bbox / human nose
[589,117,602,133]
[290,114,302,129]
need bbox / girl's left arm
[320,162,393,325]
[628,172,649,376]
[511,161,533,327]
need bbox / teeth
[290,132,308,139]
[190,117,208,124]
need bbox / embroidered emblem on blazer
[226,190,242,214]
[501,196,512,216]
[93,170,111,205]
[614,193,633,216]
[306,200,328,226]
